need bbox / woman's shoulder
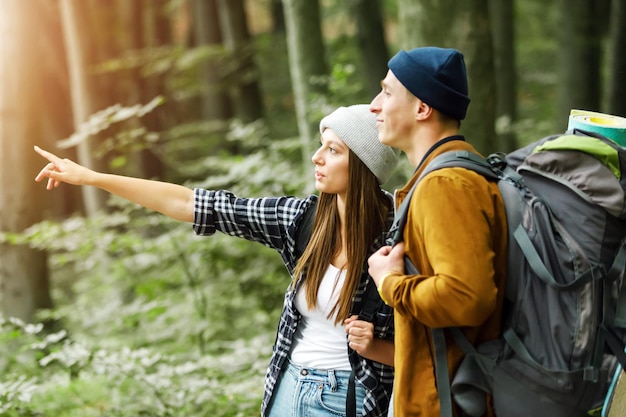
[284,194,317,219]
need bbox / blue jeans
[267,361,365,417]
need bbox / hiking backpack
[387,128,626,417]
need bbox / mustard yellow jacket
[380,138,508,417]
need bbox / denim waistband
[286,360,353,388]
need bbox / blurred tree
[216,0,265,123]
[38,0,81,217]
[136,0,170,179]
[113,0,168,181]
[193,0,233,121]
[608,0,626,117]
[348,0,390,97]
[396,0,425,48]
[458,1,497,154]
[556,0,609,129]
[282,0,328,166]
[0,0,54,322]
[59,0,110,215]
[489,0,518,152]
[271,0,286,33]
[396,0,497,154]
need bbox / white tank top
[290,264,352,370]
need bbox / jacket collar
[394,136,479,206]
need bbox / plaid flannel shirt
[193,189,395,417]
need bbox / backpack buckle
[583,366,599,382]
[487,153,507,171]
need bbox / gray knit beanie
[319,104,400,184]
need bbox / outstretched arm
[34,146,194,222]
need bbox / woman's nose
[312,149,322,164]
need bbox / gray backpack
[388,129,626,417]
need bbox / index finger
[34,146,63,165]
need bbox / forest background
[0,0,624,416]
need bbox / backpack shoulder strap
[386,150,503,417]
[388,150,499,247]
[424,150,500,181]
[295,199,317,260]
[358,278,382,322]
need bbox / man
[367,46,508,417]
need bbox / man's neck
[407,125,460,167]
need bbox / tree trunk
[271,0,286,33]
[489,0,517,152]
[460,1,497,154]
[397,0,456,49]
[39,0,81,217]
[193,0,233,121]
[59,0,109,215]
[216,0,264,123]
[396,0,419,49]
[0,0,53,322]
[137,0,172,180]
[281,0,328,167]
[348,0,390,97]
[557,0,606,129]
[396,0,497,154]
[126,0,164,180]
[608,0,626,117]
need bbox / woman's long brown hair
[292,149,391,325]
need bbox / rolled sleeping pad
[568,109,626,147]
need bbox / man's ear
[415,99,432,121]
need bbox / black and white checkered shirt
[193,189,394,417]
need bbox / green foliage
[514,0,561,143]
[1,10,381,414]
[0,316,271,417]
[57,98,165,152]
[3,113,311,415]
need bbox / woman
[34,104,399,417]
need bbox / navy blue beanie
[388,47,470,120]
